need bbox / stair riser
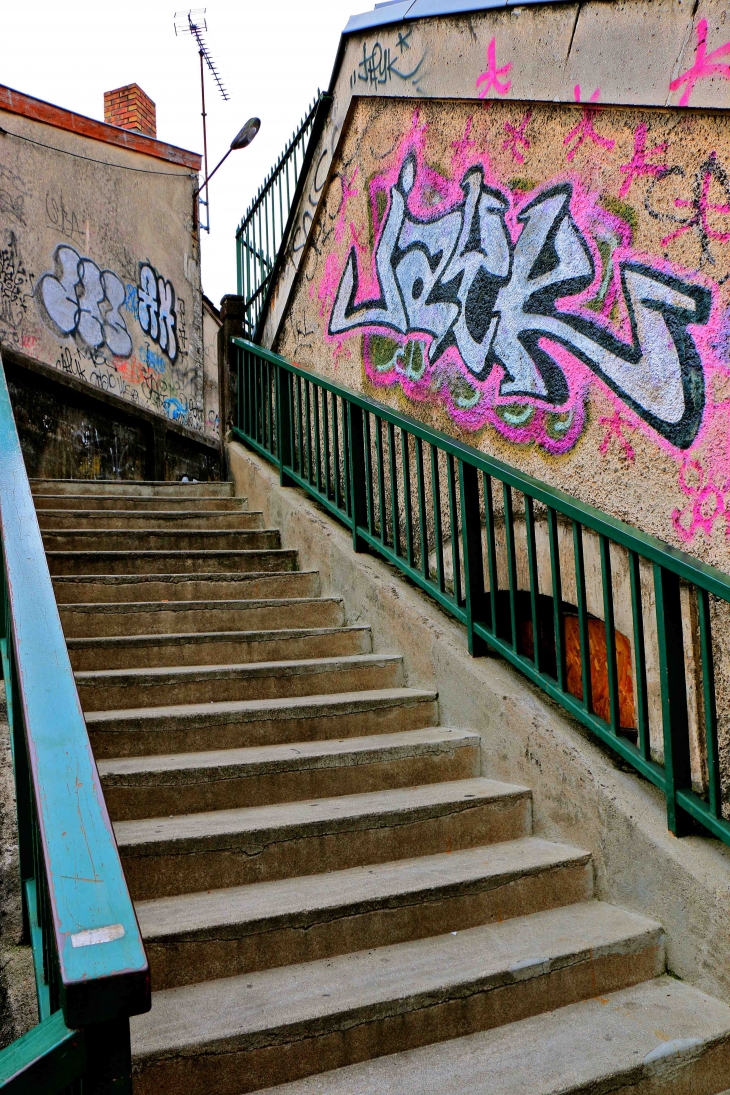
[60,599,344,638]
[144,859,593,990]
[103,740,480,820]
[78,660,404,712]
[47,550,298,576]
[69,628,371,671]
[120,794,532,900]
[31,481,233,498]
[53,572,321,605]
[43,531,280,552]
[88,696,440,758]
[131,939,663,1095]
[38,513,264,531]
[34,495,247,512]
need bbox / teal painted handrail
[232,337,730,848]
[0,352,149,1092]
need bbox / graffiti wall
[0,93,205,434]
[277,97,730,568]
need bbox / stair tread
[84,686,438,726]
[115,777,527,850]
[254,977,730,1095]
[53,570,314,584]
[98,727,479,781]
[131,901,661,1058]
[61,597,337,613]
[37,509,264,517]
[135,836,589,940]
[76,652,403,684]
[67,625,369,649]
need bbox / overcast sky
[2,0,360,305]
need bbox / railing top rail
[231,337,730,602]
[0,354,148,1027]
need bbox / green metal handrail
[232,337,730,848]
[0,352,149,1093]
[236,92,328,337]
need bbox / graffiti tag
[138,262,178,363]
[36,244,132,358]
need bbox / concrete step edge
[59,597,342,615]
[67,625,369,650]
[75,653,404,686]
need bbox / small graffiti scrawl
[329,154,710,451]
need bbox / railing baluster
[401,429,414,568]
[430,445,445,594]
[459,460,487,655]
[524,495,540,672]
[697,588,721,817]
[296,376,304,477]
[628,550,650,759]
[547,507,565,690]
[376,417,386,544]
[600,534,620,734]
[322,389,331,500]
[482,473,498,634]
[347,402,367,551]
[313,384,322,493]
[388,421,400,557]
[572,521,592,715]
[333,394,342,511]
[416,438,429,580]
[364,413,375,535]
[503,484,518,651]
[448,456,462,607]
[654,564,693,835]
[305,381,313,484]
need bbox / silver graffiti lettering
[36,244,132,358]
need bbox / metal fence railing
[232,337,730,849]
[0,351,149,1093]
[236,93,326,338]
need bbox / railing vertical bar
[401,429,414,568]
[305,381,313,485]
[313,384,322,493]
[376,417,386,545]
[364,413,375,536]
[459,459,488,655]
[654,564,693,835]
[524,495,541,672]
[296,376,304,477]
[698,588,721,817]
[333,394,342,511]
[600,534,620,735]
[482,473,499,635]
[628,550,650,759]
[503,484,518,651]
[388,421,400,557]
[322,388,331,500]
[573,521,593,715]
[547,507,565,691]
[448,456,463,608]
[430,445,445,594]
[416,438,429,580]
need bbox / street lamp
[194,117,261,232]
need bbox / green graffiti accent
[599,194,638,235]
[369,336,427,381]
[496,403,535,427]
[448,372,481,409]
[509,178,538,194]
[544,408,578,440]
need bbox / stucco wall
[203,297,221,441]
[0,107,206,433]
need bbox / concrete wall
[228,438,730,1007]
[203,297,221,442]
[0,93,206,435]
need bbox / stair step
[136,837,592,989]
[47,548,299,576]
[30,478,233,497]
[42,528,281,552]
[99,727,480,818]
[67,625,372,671]
[34,493,247,512]
[115,778,531,899]
[85,687,440,757]
[255,978,730,1095]
[37,509,264,530]
[59,597,344,638]
[53,571,321,604]
[129,902,664,1095]
[76,653,405,711]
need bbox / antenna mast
[175,8,230,232]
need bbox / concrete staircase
[33,477,730,1095]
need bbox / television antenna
[175,8,230,231]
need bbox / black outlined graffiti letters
[36,244,132,357]
[330,155,710,449]
[138,262,178,362]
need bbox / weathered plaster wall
[0,107,206,433]
[277,93,730,572]
[203,297,221,441]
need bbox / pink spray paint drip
[670,18,730,107]
[335,167,359,243]
[564,87,615,162]
[476,39,512,99]
[618,123,668,199]
[502,110,531,165]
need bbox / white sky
[2,0,360,306]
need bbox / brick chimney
[104,84,156,138]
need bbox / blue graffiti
[163,396,188,421]
[139,342,166,373]
[124,283,139,321]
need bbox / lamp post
[193,117,261,232]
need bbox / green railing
[0,352,149,1092]
[235,92,329,337]
[232,337,730,848]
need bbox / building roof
[0,84,201,171]
[344,0,555,33]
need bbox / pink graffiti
[618,123,668,198]
[451,116,476,168]
[476,38,512,99]
[564,86,615,162]
[669,19,730,107]
[661,151,730,248]
[314,252,341,318]
[335,167,359,243]
[672,458,730,541]
[599,410,635,462]
[502,110,531,165]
